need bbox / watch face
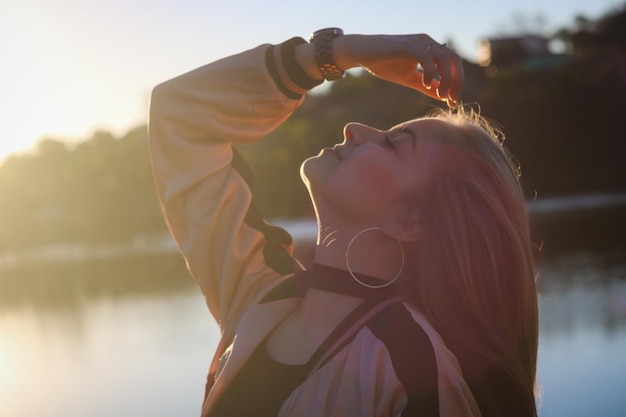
[311,28,345,81]
[310,27,344,41]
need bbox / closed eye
[383,135,399,154]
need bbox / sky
[0,0,623,163]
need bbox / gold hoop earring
[345,227,405,289]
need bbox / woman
[149,30,538,417]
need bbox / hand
[334,34,464,107]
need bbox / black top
[211,264,395,417]
[211,265,439,417]
[210,340,310,417]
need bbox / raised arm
[296,33,464,106]
[148,40,318,330]
[147,32,464,333]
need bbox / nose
[343,122,383,145]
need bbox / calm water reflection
[1,251,625,417]
[536,251,626,417]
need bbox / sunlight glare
[0,0,147,163]
[0,315,29,417]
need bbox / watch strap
[309,28,345,81]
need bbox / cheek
[352,163,395,194]
[327,156,398,204]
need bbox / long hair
[403,108,539,417]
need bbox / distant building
[478,35,555,69]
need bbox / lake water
[1,248,625,417]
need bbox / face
[301,118,449,226]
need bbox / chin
[300,160,313,189]
[300,154,330,192]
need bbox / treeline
[0,127,163,252]
[1,5,625,251]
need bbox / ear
[382,207,420,243]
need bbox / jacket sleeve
[148,38,321,331]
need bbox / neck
[313,224,403,284]
[297,263,397,339]
[306,263,398,298]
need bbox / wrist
[332,35,360,72]
[293,32,361,82]
[294,42,324,82]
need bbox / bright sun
[0,2,84,163]
[0,1,146,165]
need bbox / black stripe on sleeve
[366,303,440,417]
[231,146,296,276]
[265,45,301,100]
[259,270,309,304]
[230,144,256,190]
[280,37,323,90]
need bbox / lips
[330,146,343,161]
[322,146,343,161]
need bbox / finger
[432,47,453,100]
[406,71,442,100]
[419,51,438,90]
[431,45,464,106]
[448,53,465,104]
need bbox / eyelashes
[383,135,399,154]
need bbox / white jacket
[148,38,480,417]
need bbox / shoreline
[1,192,625,268]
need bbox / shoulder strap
[306,295,403,376]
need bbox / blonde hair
[404,108,538,417]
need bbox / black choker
[300,263,399,300]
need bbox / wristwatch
[309,28,345,81]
